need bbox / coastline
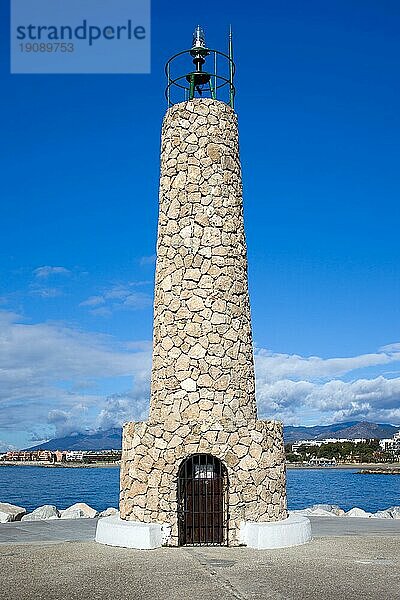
[1,461,399,471]
[286,462,400,472]
[0,461,120,468]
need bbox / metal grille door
[178,454,228,546]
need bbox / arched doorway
[177,454,228,546]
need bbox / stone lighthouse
[97,27,310,549]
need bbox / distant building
[65,451,85,462]
[3,450,55,462]
[81,450,121,462]
[54,450,66,463]
[291,438,368,452]
[65,450,121,462]
[0,449,121,463]
[5,451,33,461]
[308,457,337,466]
[379,431,400,458]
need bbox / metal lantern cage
[165,26,236,109]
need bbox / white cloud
[0,310,151,439]
[0,307,399,446]
[122,292,153,310]
[79,295,105,307]
[80,283,152,316]
[255,347,400,382]
[89,306,113,318]
[29,266,72,299]
[255,347,400,425]
[380,342,400,353]
[0,440,17,452]
[96,388,150,431]
[30,286,63,298]
[140,254,156,266]
[33,266,71,278]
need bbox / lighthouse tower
[97,27,311,549]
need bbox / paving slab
[309,515,400,536]
[0,535,399,600]
[1,515,400,545]
[0,518,97,544]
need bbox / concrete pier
[1,518,399,600]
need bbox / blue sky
[1,1,399,449]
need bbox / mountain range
[25,421,399,451]
[26,428,122,451]
[283,421,399,443]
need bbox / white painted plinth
[240,514,311,549]
[95,515,162,549]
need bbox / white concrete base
[95,515,162,549]
[239,514,312,549]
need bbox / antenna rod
[228,25,234,108]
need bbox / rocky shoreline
[292,503,400,519]
[2,461,399,470]
[358,468,400,475]
[286,462,400,472]
[0,461,120,468]
[2,500,400,524]
[0,501,117,523]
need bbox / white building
[292,438,367,452]
[379,431,400,455]
[65,451,85,461]
[308,457,337,466]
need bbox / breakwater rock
[0,502,26,523]
[22,505,59,521]
[358,468,400,475]
[0,501,118,522]
[292,504,400,519]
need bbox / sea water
[0,466,398,513]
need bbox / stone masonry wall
[149,98,256,423]
[120,99,287,545]
[120,417,287,546]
